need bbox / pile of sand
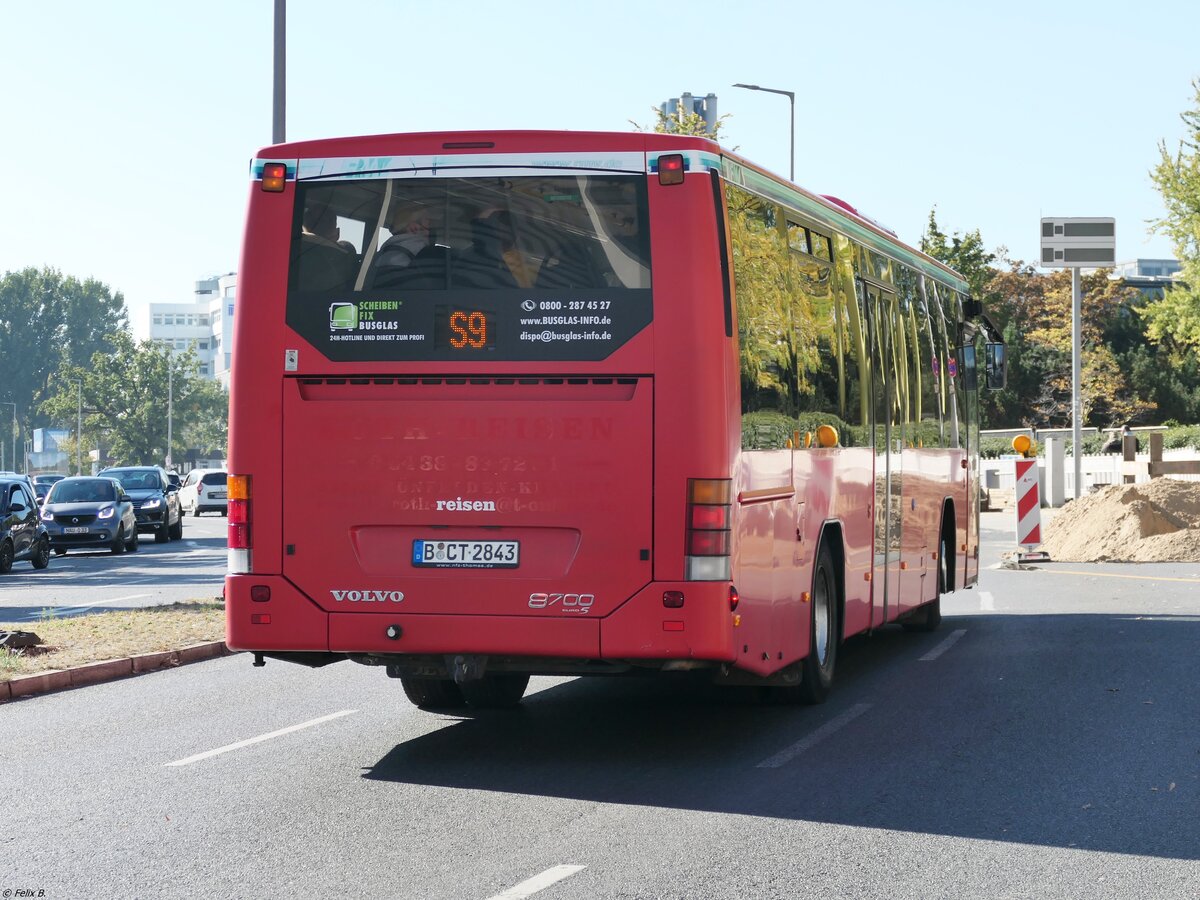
[1042,479,1200,562]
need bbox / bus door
[866,280,902,627]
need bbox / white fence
[983,446,1200,507]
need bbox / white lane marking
[920,628,967,661]
[18,593,153,620]
[165,710,358,767]
[756,703,872,769]
[980,591,995,611]
[487,865,588,900]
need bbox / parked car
[0,474,52,572]
[40,476,138,555]
[180,468,228,516]
[166,471,182,489]
[32,473,66,504]
[98,466,183,543]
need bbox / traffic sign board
[1040,217,1115,267]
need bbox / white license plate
[412,539,519,568]
[210,491,227,499]
[63,527,89,534]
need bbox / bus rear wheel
[459,673,530,709]
[798,544,838,705]
[400,675,467,710]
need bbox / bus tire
[400,675,467,710]
[798,543,838,705]
[459,673,530,709]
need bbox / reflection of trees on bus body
[726,182,970,455]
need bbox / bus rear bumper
[226,576,737,664]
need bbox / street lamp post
[167,366,173,470]
[732,83,795,183]
[75,380,83,476]
[0,402,15,473]
[273,0,286,144]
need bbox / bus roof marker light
[658,154,685,185]
[261,163,287,192]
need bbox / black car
[41,477,139,554]
[0,475,52,572]
[32,473,66,504]
[98,466,183,543]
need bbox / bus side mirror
[985,342,1007,390]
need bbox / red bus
[226,130,1004,708]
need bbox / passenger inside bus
[367,203,443,289]
[457,208,536,288]
[294,203,356,291]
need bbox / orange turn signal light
[227,475,251,501]
[261,162,287,192]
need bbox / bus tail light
[227,475,252,573]
[261,163,287,192]
[658,154,685,185]
[685,478,731,581]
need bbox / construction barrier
[1014,458,1046,559]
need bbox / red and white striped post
[1014,457,1045,558]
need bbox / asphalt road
[0,512,227,622]
[2,512,1198,898]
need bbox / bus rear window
[290,175,650,293]
[285,174,653,362]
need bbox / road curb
[1,641,234,702]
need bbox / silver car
[40,477,139,555]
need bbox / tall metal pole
[1071,267,1082,499]
[76,381,83,476]
[273,0,286,144]
[167,366,174,469]
[0,403,14,473]
[732,83,796,182]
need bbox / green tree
[920,209,999,308]
[41,333,220,467]
[631,101,729,140]
[0,267,127,452]
[180,378,229,462]
[984,263,1152,428]
[1145,79,1200,348]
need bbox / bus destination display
[286,288,652,362]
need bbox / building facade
[1111,258,1182,300]
[145,272,236,386]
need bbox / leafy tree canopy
[1145,80,1200,349]
[631,101,729,140]
[0,267,127,440]
[41,332,227,467]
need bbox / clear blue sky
[2,0,1196,327]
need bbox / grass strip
[1,601,225,681]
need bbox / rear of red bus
[225,131,740,706]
